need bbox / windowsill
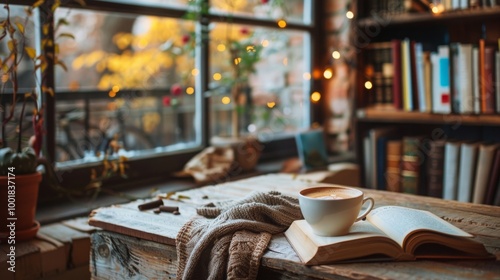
[36,152,355,225]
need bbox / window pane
[211,0,308,24]
[0,5,37,152]
[96,0,189,9]
[0,5,36,92]
[209,23,310,138]
[55,9,201,164]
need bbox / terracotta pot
[0,172,42,242]
[211,136,262,171]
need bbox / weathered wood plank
[89,205,191,245]
[90,231,177,280]
[45,265,90,280]
[31,238,67,277]
[8,241,42,280]
[88,174,500,279]
[38,223,91,268]
[0,244,15,280]
[61,217,98,233]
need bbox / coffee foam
[302,187,361,200]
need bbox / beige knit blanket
[176,191,303,280]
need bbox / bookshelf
[357,108,500,126]
[354,1,500,205]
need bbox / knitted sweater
[176,191,303,280]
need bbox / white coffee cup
[299,186,374,236]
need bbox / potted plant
[0,0,84,241]
[183,2,266,170]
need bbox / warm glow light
[222,96,231,105]
[277,19,287,28]
[311,92,321,103]
[137,38,148,49]
[365,81,373,89]
[234,57,242,65]
[346,11,354,19]
[332,51,341,59]
[431,4,444,13]
[283,57,288,66]
[261,40,269,47]
[303,72,311,80]
[191,68,199,76]
[323,68,333,79]
[267,101,276,108]
[217,44,226,52]
[112,85,120,92]
[186,87,194,95]
[108,90,117,98]
[213,73,222,81]
[312,69,322,80]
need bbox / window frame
[1,0,324,199]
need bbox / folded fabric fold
[176,191,303,280]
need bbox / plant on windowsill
[0,0,86,241]
[183,1,269,171]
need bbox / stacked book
[362,38,500,115]
[363,127,500,205]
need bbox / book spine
[410,40,420,111]
[392,39,403,109]
[472,144,499,204]
[402,38,413,111]
[377,136,391,190]
[427,140,445,198]
[483,46,496,114]
[423,51,433,112]
[459,44,474,113]
[438,45,451,113]
[382,47,394,106]
[401,137,421,194]
[364,136,372,188]
[496,51,500,113]
[431,47,451,114]
[473,47,481,114]
[479,39,487,113]
[443,142,461,200]
[494,178,500,206]
[450,43,459,113]
[386,140,402,192]
[415,42,427,112]
[484,149,500,205]
[457,143,479,203]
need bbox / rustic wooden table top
[88,173,500,279]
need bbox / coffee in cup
[299,186,374,236]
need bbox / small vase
[0,172,42,242]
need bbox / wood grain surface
[89,173,500,279]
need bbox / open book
[284,206,494,265]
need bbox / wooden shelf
[358,7,500,28]
[356,108,500,126]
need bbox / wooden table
[88,174,500,279]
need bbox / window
[208,23,310,138]
[1,0,317,191]
[55,9,200,165]
[0,5,37,152]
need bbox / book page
[298,219,389,247]
[366,206,472,247]
[285,220,407,264]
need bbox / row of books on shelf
[363,127,500,205]
[362,0,499,17]
[363,38,500,115]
